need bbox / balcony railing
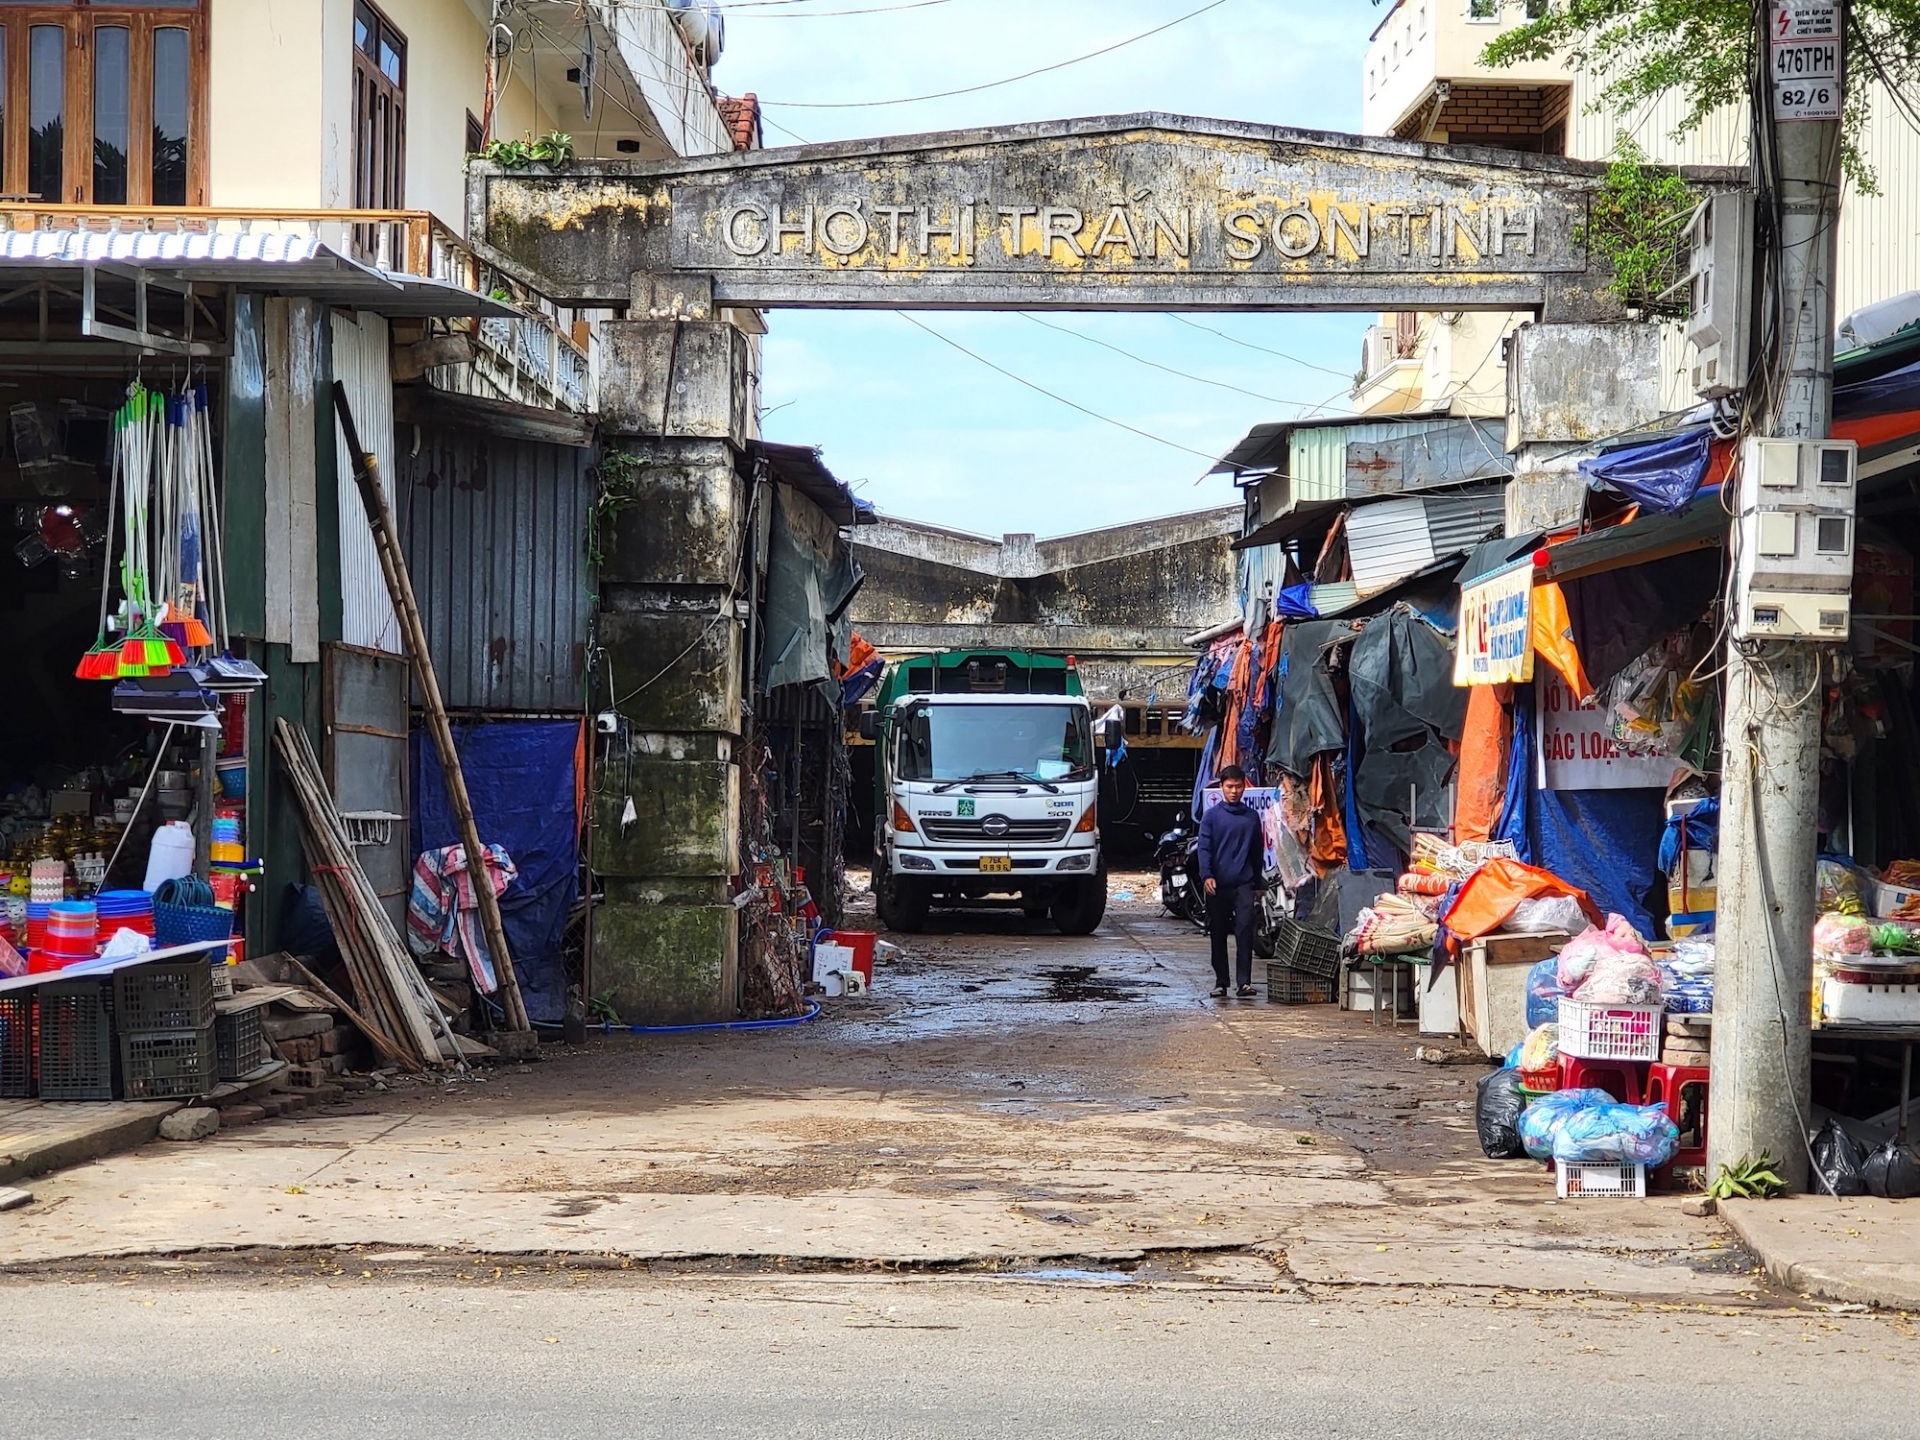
[0,204,594,415]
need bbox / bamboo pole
[283,955,424,1075]
[330,384,530,1033]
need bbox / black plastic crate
[214,1007,264,1081]
[120,1026,216,1101]
[1271,919,1341,980]
[114,961,214,1033]
[0,993,33,1098]
[1266,963,1335,1005]
[40,980,117,1101]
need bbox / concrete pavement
[0,889,1768,1304]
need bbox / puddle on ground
[1033,966,1161,1004]
[1008,1267,1137,1285]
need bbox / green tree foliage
[1579,137,1698,315]
[1474,1,1920,191]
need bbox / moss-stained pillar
[590,295,753,1023]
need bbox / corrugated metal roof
[1426,488,1509,557]
[1208,407,1452,476]
[1289,426,1349,504]
[403,425,596,712]
[1346,496,1437,597]
[0,230,519,318]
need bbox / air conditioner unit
[1732,436,1857,642]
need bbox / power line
[1165,315,1356,380]
[898,313,1221,462]
[759,0,1228,108]
[726,0,962,16]
[1018,313,1318,408]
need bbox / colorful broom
[74,405,124,681]
[158,390,213,651]
[115,385,183,676]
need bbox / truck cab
[868,650,1108,935]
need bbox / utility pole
[1708,0,1846,1191]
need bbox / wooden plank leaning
[330,382,531,1034]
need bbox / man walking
[1198,764,1263,999]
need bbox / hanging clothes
[407,843,519,993]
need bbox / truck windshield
[897,703,1092,784]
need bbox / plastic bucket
[812,929,876,984]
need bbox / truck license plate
[978,856,1012,872]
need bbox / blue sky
[721,0,1382,537]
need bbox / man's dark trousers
[1207,884,1258,989]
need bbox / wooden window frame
[0,2,209,206]
[351,0,405,212]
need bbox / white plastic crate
[1556,1161,1647,1199]
[1556,997,1663,1061]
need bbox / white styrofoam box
[1822,976,1920,1026]
[812,939,854,985]
[1417,962,1460,1037]
[1870,878,1920,921]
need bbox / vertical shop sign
[1535,670,1678,790]
[1454,558,1534,686]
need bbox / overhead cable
[1166,315,1356,380]
[1018,313,1319,408]
[759,0,1228,107]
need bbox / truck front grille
[918,816,1072,845]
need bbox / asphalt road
[4,1268,1918,1439]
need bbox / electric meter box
[1685,192,1754,400]
[1732,436,1857,642]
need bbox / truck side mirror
[857,710,878,742]
[1101,717,1124,749]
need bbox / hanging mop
[160,388,213,651]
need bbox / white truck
[864,650,1110,934]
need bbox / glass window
[896,703,1093,784]
[27,24,62,202]
[152,26,190,205]
[93,26,129,205]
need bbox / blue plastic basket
[151,901,232,962]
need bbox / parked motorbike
[1155,822,1206,927]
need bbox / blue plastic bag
[1526,956,1566,1027]
[1550,1103,1680,1167]
[1505,1041,1526,1069]
[1517,1088,1619,1161]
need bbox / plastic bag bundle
[1556,915,1651,993]
[1517,1088,1619,1161]
[1549,1103,1680,1166]
[1578,949,1664,1005]
[1813,912,1874,959]
[1811,1119,1868,1197]
[1475,1069,1529,1160]
[1526,956,1566,1027]
[1863,1138,1920,1199]
[1517,1022,1560,1073]
[1505,895,1591,935]
[1816,859,1867,917]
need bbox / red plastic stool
[1646,1062,1710,1175]
[1558,1054,1647,1105]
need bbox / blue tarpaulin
[1579,428,1712,515]
[411,720,580,1024]
[1275,583,1319,619]
[1495,683,1665,935]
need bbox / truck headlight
[898,853,935,871]
[1058,853,1092,871]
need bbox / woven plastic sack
[1518,1088,1619,1161]
[1549,1103,1679,1167]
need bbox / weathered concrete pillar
[591,298,754,1023]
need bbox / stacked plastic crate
[114,962,216,1100]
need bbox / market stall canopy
[0,229,522,319]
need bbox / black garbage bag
[1863,1136,1920,1199]
[1476,1067,1529,1159]
[1811,1119,1869,1197]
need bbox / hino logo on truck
[981,815,1011,838]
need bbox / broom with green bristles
[115,385,182,677]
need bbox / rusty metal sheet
[1344,419,1512,498]
[475,114,1690,318]
[400,425,595,713]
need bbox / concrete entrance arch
[473,114,1626,320]
[478,115,1678,1022]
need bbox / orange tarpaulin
[1530,581,1595,704]
[1443,857,1603,942]
[1452,682,1511,842]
